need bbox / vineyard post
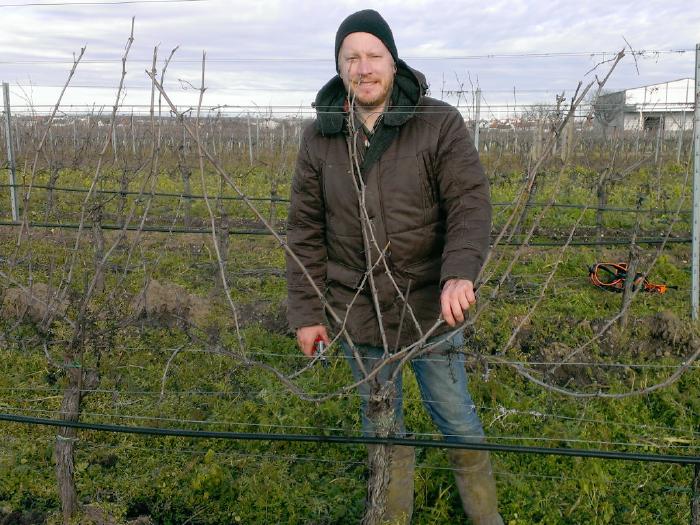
[2,82,19,221]
[474,87,481,151]
[247,111,253,165]
[692,43,700,319]
[690,462,700,525]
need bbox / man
[286,9,503,525]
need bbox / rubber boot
[367,444,415,524]
[446,449,504,525]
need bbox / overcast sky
[0,0,698,117]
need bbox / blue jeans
[340,332,485,443]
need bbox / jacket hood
[313,59,428,136]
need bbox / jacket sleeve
[285,129,328,330]
[435,107,492,285]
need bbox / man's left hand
[440,279,476,327]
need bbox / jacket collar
[313,59,428,136]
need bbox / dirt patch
[1,282,68,325]
[82,505,118,525]
[528,311,697,389]
[235,298,288,335]
[130,279,288,335]
[131,279,212,330]
[647,310,687,345]
[534,341,608,387]
[634,310,694,358]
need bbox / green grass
[0,154,698,524]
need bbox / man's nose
[356,57,372,76]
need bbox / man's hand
[296,325,330,357]
[440,279,476,327]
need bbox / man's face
[338,32,395,111]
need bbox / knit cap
[334,9,398,72]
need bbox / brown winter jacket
[286,60,491,348]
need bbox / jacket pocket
[326,259,364,289]
[401,257,441,288]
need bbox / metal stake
[692,44,700,319]
[2,82,18,221]
[474,87,481,151]
[692,463,699,525]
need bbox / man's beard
[350,78,394,110]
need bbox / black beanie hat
[334,9,398,72]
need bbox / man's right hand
[296,325,329,357]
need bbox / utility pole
[2,82,19,222]
[474,88,481,151]
[692,44,700,319]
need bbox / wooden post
[2,82,19,221]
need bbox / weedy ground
[0,148,698,524]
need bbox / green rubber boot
[446,449,504,525]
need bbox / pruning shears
[314,336,329,368]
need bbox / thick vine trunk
[55,365,98,524]
[362,379,398,525]
[55,367,82,524]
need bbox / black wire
[0,220,277,235]
[0,183,291,203]
[515,237,690,247]
[1,412,698,465]
[0,220,690,246]
[0,49,691,62]
[4,433,689,492]
[0,183,692,214]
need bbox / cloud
[0,0,696,111]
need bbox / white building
[595,78,694,133]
